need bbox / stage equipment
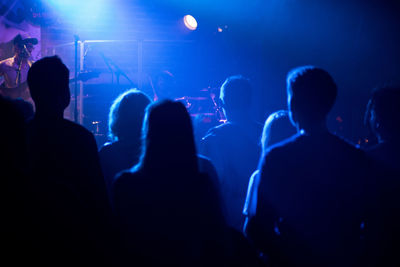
[183,15,197,30]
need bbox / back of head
[108,89,151,142]
[287,66,337,127]
[261,110,297,153]
[0,96,27,172]
[141,100,198,173]
[220,75,252,120]
[27,56,70,115]
[366,86,400,141]
[11,98,34,121]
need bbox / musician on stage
[0,34,38,101]
[151,70,177,101]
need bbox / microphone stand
[74,35,79,123]
[99,53,134,87]
[109,59,134,87]
[15,57,23,86]
[99,52,114,85]
[15,44,30,86]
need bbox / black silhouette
[26,56,113,266]
[365,86,400,171]
[246,66,370,266]
[113,100,226,266]
[363,86,400,266]
[200,75,262,231]
[0,95,39,264]
[10,97,34,121]
[99,89,151,196]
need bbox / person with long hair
[112,100,225,266]
[243,110,296,224]
[99,89,151,195]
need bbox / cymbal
[175,96,209,101]
[190,113,215,116]
[200,87,219,92]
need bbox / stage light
[183,15,197,31]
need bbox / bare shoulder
[0,57,14,66]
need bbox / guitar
[69,70,101,84]
[0,81,29,99]
[0,70,100,99]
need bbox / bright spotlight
[183,15,197,31]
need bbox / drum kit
[174,86,226,124]
[174,86,227,143]
[80,78,226,142]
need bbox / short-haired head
[108,89,151,142]
[27,56,70,115]
[220,75,252,119]
[286,66,337,128]
[365,86,400,142]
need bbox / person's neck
[298,121,329,136]
[35,109,64,120]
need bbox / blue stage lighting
[46,0,109,28]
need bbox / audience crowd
[1,56,399,266]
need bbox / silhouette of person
[10,97,34,121]
[99,89,218,200]
[362,86,400,266]
[0,34,37,102]
[151,70,177,101]
[245,66,370,266]
[0,95,39,265]
[26,56,113,266]
[99,89,152,196]
[365,86,400,171]
[243,110,296,223]
[113,100,226,266]
[200,75,262,231]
